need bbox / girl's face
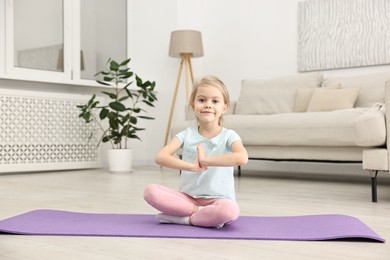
[193,85,227,126]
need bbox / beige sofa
[172,71,390,202]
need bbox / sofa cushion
[323,71,390,107]
[306,88,359,112]
[171,109,385,148]
[223,110,385,147]
[235,72,323,115]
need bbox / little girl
[144,75,248,228]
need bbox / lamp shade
[169,30,204,58]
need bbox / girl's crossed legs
[143,183,239,228]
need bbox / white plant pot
[108,149,133,173]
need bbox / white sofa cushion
[223,110,385,147]
[323,71,390,107]
[171,109,385,148]
[235,72,322,115]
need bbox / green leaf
[109,117,119,130]
[102,91,117,99]
[119,58,131,66]
[142,81,152,88]
[87,94,96,105]
[119,71,133,79]
[110,60,120,71]
[138,116,155,120]
[109,102,126,112]
[136,75,143,88]
[142,100,154,107]
[124,71,134,78]
[103,76,114,82]
[124,81,133,88]
[125,87,133,99]
[96,80,111,86]
[102,136,112,143]
[128,134,142,141]
[130,116,137,124]
[82,112,91,121]
[148,92,157,101]
[119,96,129,102]
[90,101,99,109]
[99,107,109,120]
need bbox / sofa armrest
[383,81,390,172]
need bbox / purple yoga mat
[0,210,384,242]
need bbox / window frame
[0,0,131,87]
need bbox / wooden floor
[1,165,390,259]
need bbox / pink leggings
[144,184,240,228]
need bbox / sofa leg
[370,170,378,203]
[237,165,241,177]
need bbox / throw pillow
[294,84,341,112]
[306,88,359,112]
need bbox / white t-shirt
[176,126,242,200]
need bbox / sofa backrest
[235,71,390,115]
[323,71,390,108]
[235,72,323,115]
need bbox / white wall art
[298,0,390,72]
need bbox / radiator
[0,88,102,172]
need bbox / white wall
[127,0,178,165]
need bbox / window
[0,0,129,86]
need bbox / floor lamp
[164,30,204,146]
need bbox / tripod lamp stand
[164,30,204,146]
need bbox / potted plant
[77,58,157,172]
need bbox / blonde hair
[189,75,230,126]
